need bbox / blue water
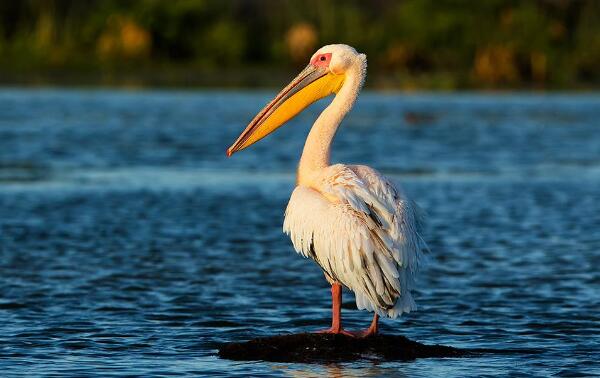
[0,89,599,377]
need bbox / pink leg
[316,283,354,337]
[353,313,379,338]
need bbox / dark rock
[218,333,509,363]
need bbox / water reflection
[276,363,408,378]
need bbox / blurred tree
[97,15,152,60]
[286,23,318,64]
[573,1,600,82]
[0,0,598,88]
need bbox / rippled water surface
[1,89,599,377]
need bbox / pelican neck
[297,60,365,185]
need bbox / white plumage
[227,44,428,335]
[284,164,426,318]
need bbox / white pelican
[227,44,426,337]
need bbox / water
[1,89,599,377]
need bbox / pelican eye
[320,56,326,61]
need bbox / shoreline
[1,68,594,91]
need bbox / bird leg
[316,283,354,337]
[352,313,379,338]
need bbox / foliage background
[1,0,599,89]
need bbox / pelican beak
[226,64,345,156]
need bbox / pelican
[227,44,426,337]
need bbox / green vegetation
[1,0,599,89]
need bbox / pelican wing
[283,164,426,318]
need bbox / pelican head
[227,44,366,156]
